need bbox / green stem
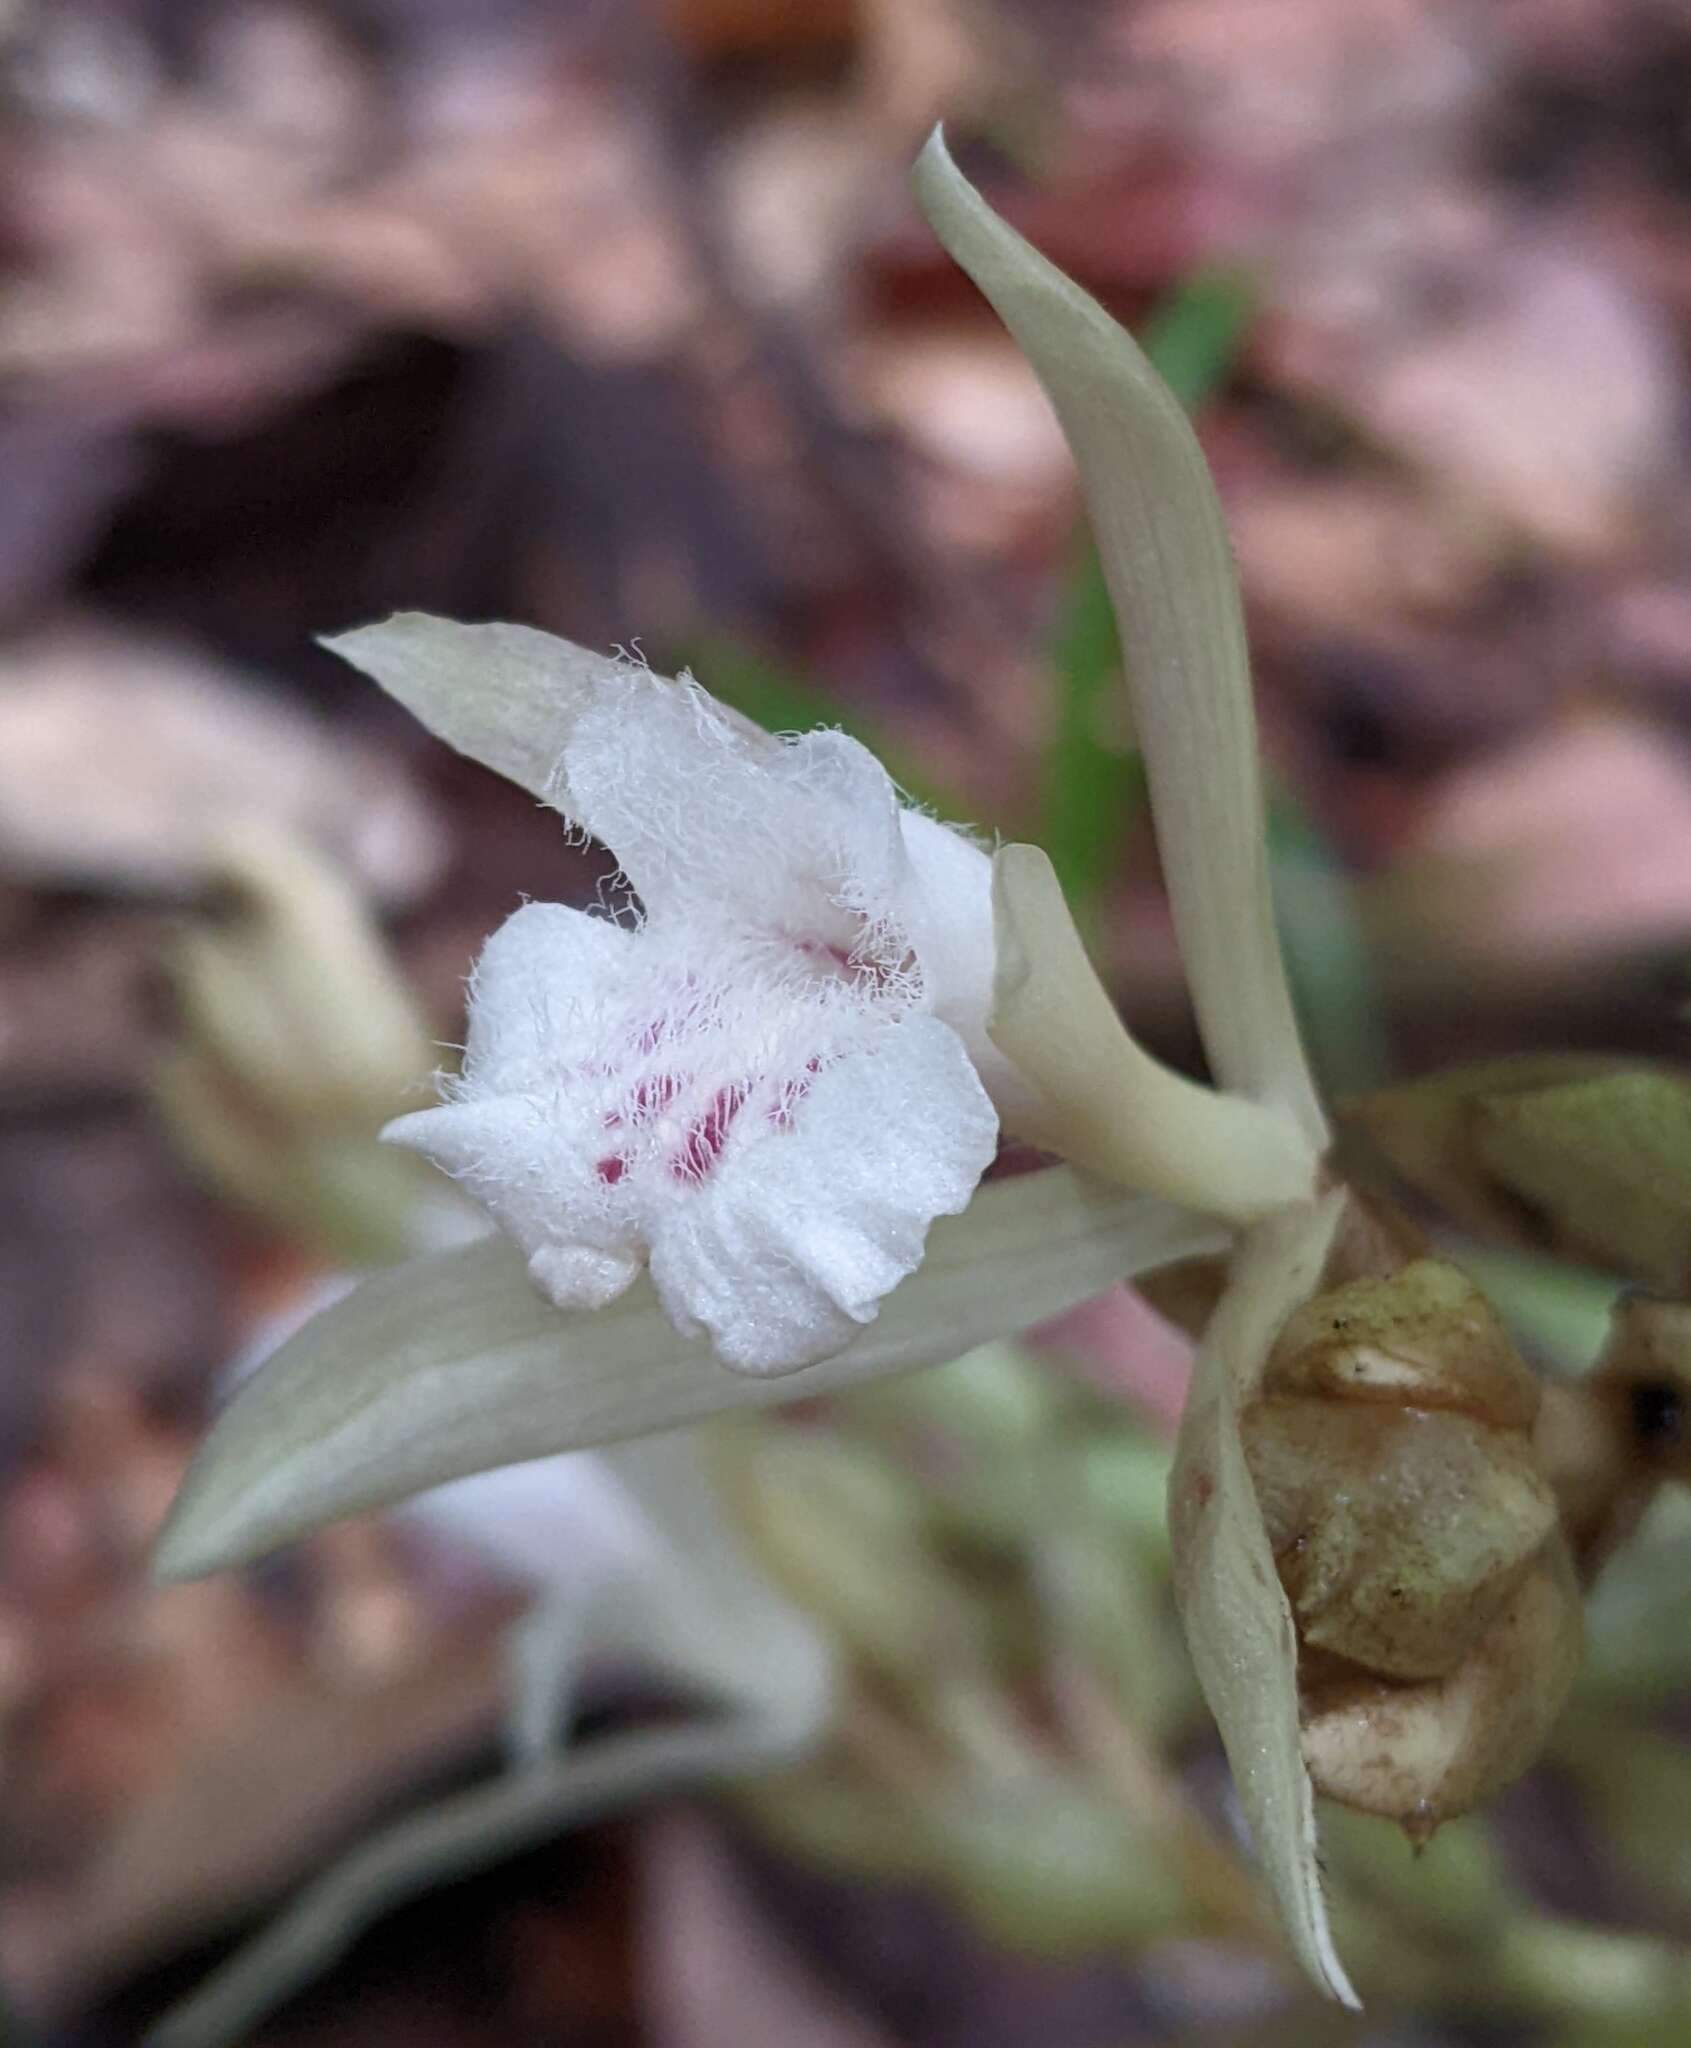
[146,1710,807,2048]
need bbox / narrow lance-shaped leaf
[1168,1190,1358,2008]
[154,1169,1226,1582]
[913,132,1325,1149]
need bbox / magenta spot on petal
[789,932,862,979]
[672,1082,749,1182]
[635,1014,673,1055]
[768,1054,825,1131]
[596,1154,627,1186]
[630,1072,682,1120]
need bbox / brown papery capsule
[1243,1248,1582,1844]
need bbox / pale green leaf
[155,1169,1224,1581]
[913,132,1323,1147]
[1168,1190,1358,2007]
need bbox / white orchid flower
[332,600,1317,1380]
[329,604,1308,1383]
[365,643,1013,1374]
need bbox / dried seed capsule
[1242,1256,1581,1839]
[1297,1540,1582,1841]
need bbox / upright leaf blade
[914,132,1324,1147]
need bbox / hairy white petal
[375,647,1022,1373]
[649,1017,997,1371]
[392,980,996,1369]
[565,685,905,935]
[384,1093,643,1312]
[458,899,637,1084]
[895,809,1011,1079]
[334,615,1088,1373]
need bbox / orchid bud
[1243,1256,1582,1838]
[154,822,449,1265]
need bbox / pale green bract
[1169,1193,1359,2007]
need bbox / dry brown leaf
[640,1812,894,2048]
[6,1618,512,2017]
[0,620,442,902]
[1370,711,1691,984]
